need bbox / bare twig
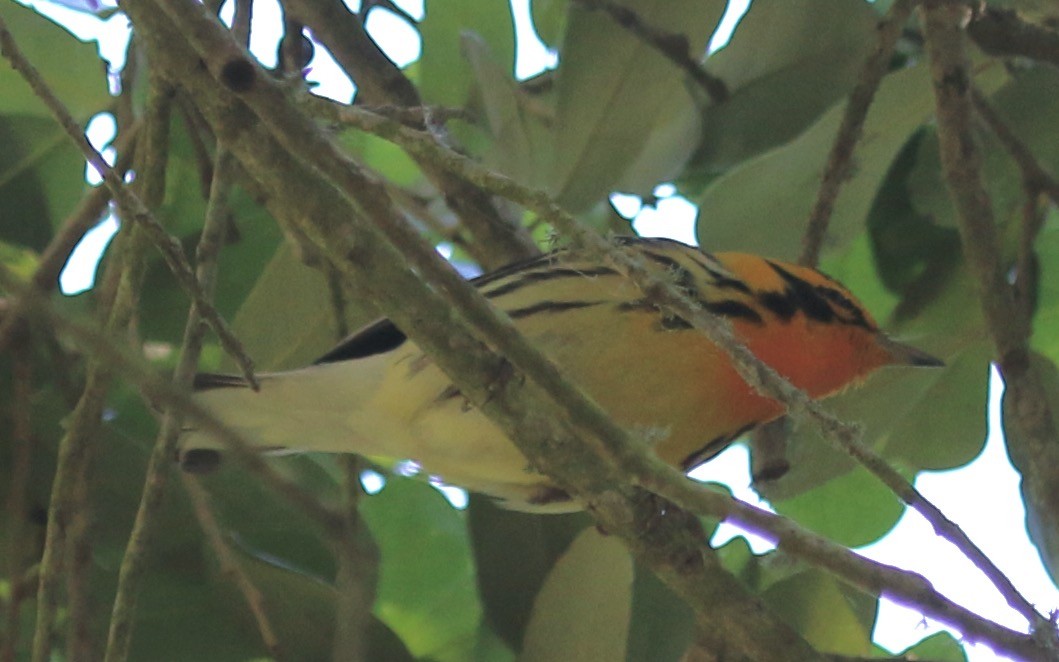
[282,0,540,270]
[572,0,729,103]
[331,457,377,662]
[102,149,239,662]
[800,0,914,266]
[970,86,1059,319]
[920,1,1058,642]
[182,475,282,658]
[320,103,473,128]
[0,263,341,534]
[0,18,258,390]
[0,122,139,354]
[2,348,33,662]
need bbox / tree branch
[182,475,282,659]
[920,0,1059,642]
[102,148,240,662]
[282,0,540,270]
[799,0,915,266]
[0,19,258,390]
[571,0,729,103]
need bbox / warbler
[178,237,941,511]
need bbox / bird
[178,237,942,512]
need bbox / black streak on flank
[507,300,601,319]
[640,251,699,295]
[481,266,618,299]
[314,318,409,364]
[684,251,752,294]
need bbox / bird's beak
[877,334,945,367]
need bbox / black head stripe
[761,261,877,329]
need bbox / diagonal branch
[283,0,540,270]
[0,19,258,390]
[102,149,244,662]
[799,0,915,266]
[571,0,729,103]
[920,0,1059,640]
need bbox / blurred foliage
[6,0,1059,659]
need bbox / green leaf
[0,238,40,280]
[138,186,285,349]
[761,569,876,656]
[463,32,552,190]
[895,631,967,661]
[467,497,590,650]
[697,61,1006,261]
[0,1,110,118]
[520,528,633,662]
[774,465,903,548]
[338,129,423,189]
[419,0,516,107]
[1032,212,1059,365]
[0,2,109,246]
[625,562,694,662]
[0,116,94,247]
[222,240,377,371]
[360,477,482,661]
[550,0,725,211]
[530,0,567,49]
[692,0,877,173]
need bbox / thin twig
[800,0,914,266]
[182,475,282,658]
[2,347,33,662]
[572,0,729,103]
[625,451,1047,659]
[0,18,259,390]
[283,0,540,270]
[331,457,377,662]
[0,263,342,534]
[0,122,139,354]
[920,1,1058,642]
[102,149,238,662]
[970,86,1059,320]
